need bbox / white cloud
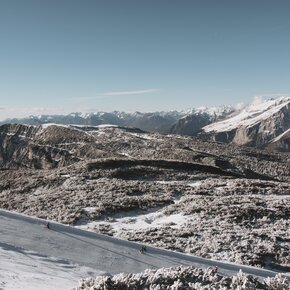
[234,102,245,111]
[251,95,264,106]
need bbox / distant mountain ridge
[0,106,234,135]
[1,96,290,151]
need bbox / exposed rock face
[170,113,212,135]
[201,97,290,151]
[266,129,290,152]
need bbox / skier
[140,245,147,254]
[46,222,50,229]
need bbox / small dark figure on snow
[140,245,147,254]
[46,222,50,229]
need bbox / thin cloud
[69,89,160,102]
[0,107,5,110]
[103,89,160,96]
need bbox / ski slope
[0,209,289,290]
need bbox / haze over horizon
[1,0,290,120]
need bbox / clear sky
[1,0,290,120]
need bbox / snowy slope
[1,209,288,290]
[201,96,290,148]
[0,246,100,290]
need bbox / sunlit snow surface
[79,210,189,235]
[0,246,101,290]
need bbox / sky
[0,0,290,120]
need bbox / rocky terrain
[75,266,289,290]
[0,123,290,274]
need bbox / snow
[79,210,189,235]
[0,246,100,290]
[195,105,234,117]
[95,124,118,128]
[128,132,158,140]
[203,96,290,133]
[119,152,135,158]
[187,181,203,188]
[271,128,290,143]
[40,123,71,129]
[156,180,180,185]
[1,208,289,289]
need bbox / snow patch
[271,128,290,143]
[78,210,189,235]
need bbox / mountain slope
[170,106,234,135]
[201,97,290,149]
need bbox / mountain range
[1,96,290,151]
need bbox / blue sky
[0,0,290,119]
